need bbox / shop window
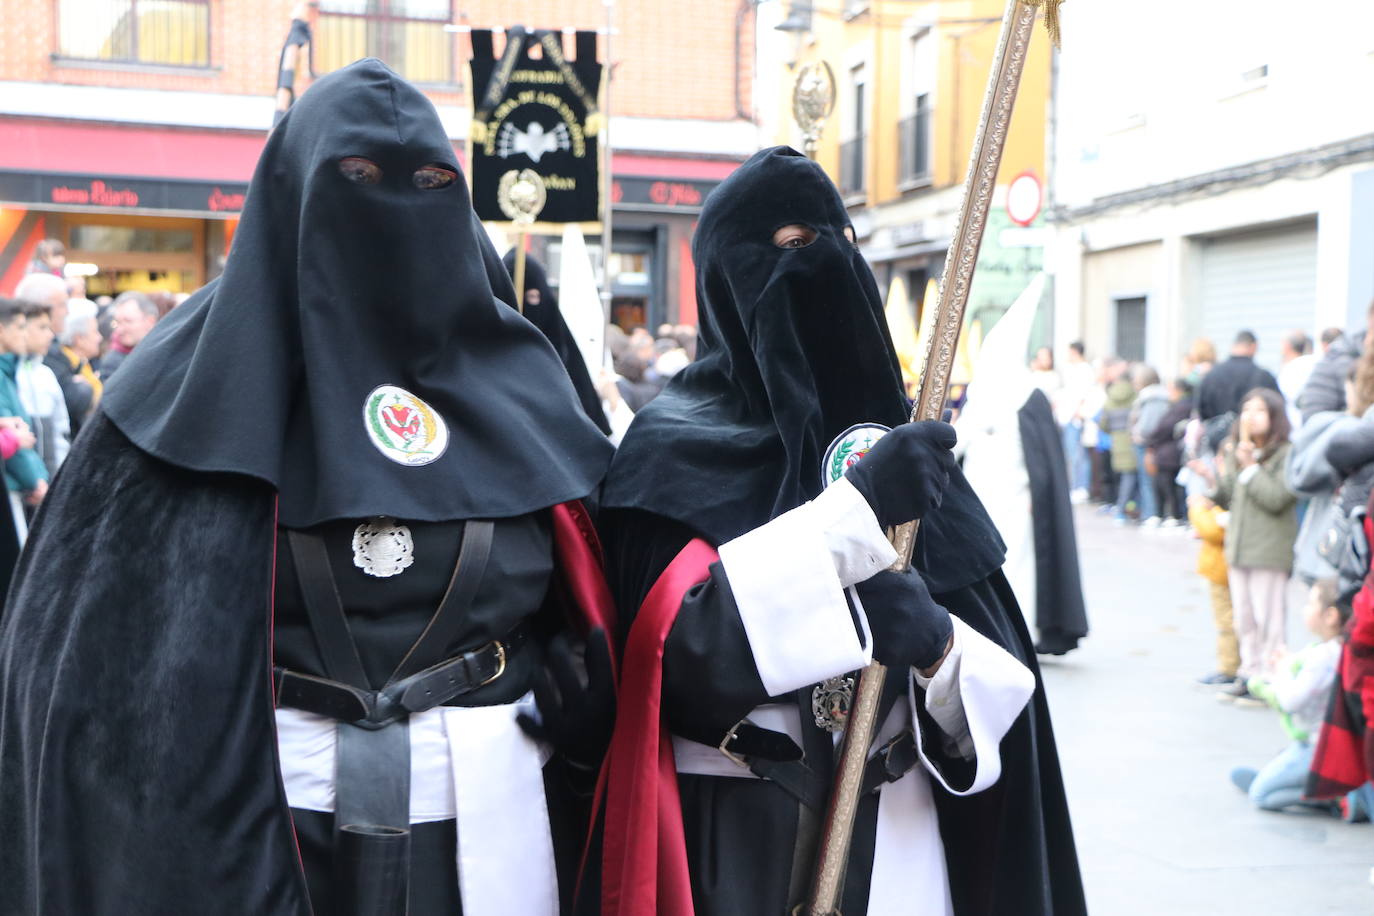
[56,0,211,68]
[68,225,196,254]
[314,0,455,86]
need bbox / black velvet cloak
[0,416,308,915]
[102,59,611,528]
[1018,388,1090,655]
[501,250,612,435]
[600,147,1085,914]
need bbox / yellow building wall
[775,0,1051,206]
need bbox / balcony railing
[56,0,211,68]
[838,135,866,199]
[898,103,932,187]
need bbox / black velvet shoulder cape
[0,414,309,915]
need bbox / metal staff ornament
[791,61,836,161]
[498,168,549,315]
[799,2,1061,913]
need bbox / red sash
[599,539,717,916]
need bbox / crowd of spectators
[0,239,169,551]
[1043,312,1374,830]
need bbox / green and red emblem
[821,423,890,489]
[363,385,449,466]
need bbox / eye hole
[413,164,458,190]
[843,225,858,246]
[772,224,818,249]
[338,157,382,185]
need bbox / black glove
[517,628,616,770]
[844,421,958,527]
[854,568,953,671]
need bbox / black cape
[102,59,611,528]
[601,147,1084,914]
[0,416,309,915]
[501,250,612,435]
[1018,388,1090,655]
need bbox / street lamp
[774,0,813,32]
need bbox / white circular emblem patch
[821,423,891,489]
[363,385,449,467]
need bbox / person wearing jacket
[1130,365,1169,525]
[1189,493,1240,686]
[1146,378,1194,526]
[1104,363,1139,523]
[1197,330,1280,421]
[1298,326,1361,426]
[15,301,71,477]
[0,299,49,544]
[1212,388,1298,696]
[1287,361,1370,585]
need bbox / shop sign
[611,176,717,213]
[0,170,249,215]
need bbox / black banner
[0,170,247,215]
[469,27,601,223]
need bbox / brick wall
[0,0,754,122]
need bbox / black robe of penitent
[599,147,1085,915]
[1018,388,1090,655]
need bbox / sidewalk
[1039,506,1371,915]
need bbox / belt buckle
[478,640,507,687]
[717,717,753,769]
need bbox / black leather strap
[390,520,495,682]
[273,625,528,727]
[288,530,370,689]
[859,729,921,796]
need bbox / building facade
[1048,0,1374,374]
[0,0,762,327]
[758,0,1053,345]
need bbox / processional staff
[794,2,1064,912]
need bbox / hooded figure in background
[956,275,1089,656]
[0,60,617,916]
[501,249,613,436]
[593,147,1084,916]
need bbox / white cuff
[719,480,889,697]
[909,617,1034,796]
[809,477,899,586]
[912,632,971,759]
[1238,464,1261,485]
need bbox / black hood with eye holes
[602,146,1003,591]
[102,59,613,527]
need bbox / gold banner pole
[799,3,1059,912]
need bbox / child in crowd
[1212,388,1298,697]
[1189,492,1239,686]
[0,299,49,542]
[1229,579,1347,812]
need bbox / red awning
[0,117,738,185]
[0,118,267,183]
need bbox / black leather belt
[274,624,526,728]
[710,720,922,812]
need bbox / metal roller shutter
[1197,221,1318,372]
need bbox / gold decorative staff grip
[803,4,1050,912]
[796,660,886,916]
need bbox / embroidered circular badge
[820,423,891,489]
[363,385,449,466]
